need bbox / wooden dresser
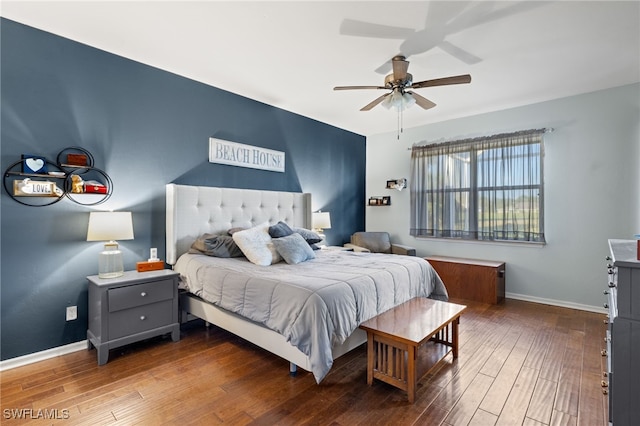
[604,240,640,425]
[424,256,505,304]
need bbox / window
[410,129,545,243]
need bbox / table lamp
[312,211,331,234]
[87,211,134,278]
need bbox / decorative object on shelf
[87,211,134,279]
[21,154,47,174]
[71,175,84,193]
[57,146,94,169]
[3,147,112,206]
[312,211,331,233]
[13,178,63,197]
[368,196,391,206]
[386,178,407,191]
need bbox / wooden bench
[358,298,467,403]
[425,256,506,304]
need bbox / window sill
[414,236,546,248]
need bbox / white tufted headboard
[166,184,312,265]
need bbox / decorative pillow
[227,227,247,236]
[269,221,294,238]
[232,222,281,266]
[272,232,316,264]
[292,227,323,245]
[190,233,244,258]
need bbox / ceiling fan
[333,55,471,112]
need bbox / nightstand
[87,269,180,365]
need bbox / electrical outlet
[149,247,158,261]
[66,306,77,321]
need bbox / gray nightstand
[87,269,180,365]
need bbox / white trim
[0,340,87,372]
[505,292,606,314]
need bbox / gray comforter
[174,250,448,382]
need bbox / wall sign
[209,138,285,173]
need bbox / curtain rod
[408,127,553,150]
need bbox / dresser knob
[601,380,608,388]
[603,319,609,325]
[140,292,147,297]
[603,371,608,378]
[604,290,609,295]
[608,282,616,288]
[603,389,608,395]
[603,303,609,309]
[140,315,146,321]
[601,349,608,356]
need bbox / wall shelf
[3,147,112,207]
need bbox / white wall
[366,83,640,311]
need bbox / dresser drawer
[108,279,174,312]
[108,300,174,339]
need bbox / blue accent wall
[0,18,366,361]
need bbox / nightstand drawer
[108,300,174,339]
[108,279,174,312]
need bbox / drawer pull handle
[140,315,146,321]
[140,292,147,297]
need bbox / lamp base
[98,242,124,279]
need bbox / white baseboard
[0,340,87,372]
[506,292,607,314]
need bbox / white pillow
[232,222,281,266]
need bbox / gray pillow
[191,233,244,258]
[269,221,294,238]
[292,227,322,245]
[272,233,316,264]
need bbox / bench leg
[452,317,460,359]
[407,345,416,404]
[366,333,374,385]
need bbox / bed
[166,184,447,383]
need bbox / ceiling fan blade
[438,41,481,65]
[407,91,436,110]
[334,85,386,91]
[339,19,415,39]
[391,56,409,81]
[360,93,390,111]
[410,74,472,89]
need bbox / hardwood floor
[0,299,608,425]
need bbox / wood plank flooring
[0,299,608,425]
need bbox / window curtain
[410,129,545,242]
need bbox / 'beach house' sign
[209,138,285,173]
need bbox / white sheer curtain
[410,129,545,243]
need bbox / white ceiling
[2,1,639,136]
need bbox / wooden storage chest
[424,256,505,304]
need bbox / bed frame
[166,184,366,375]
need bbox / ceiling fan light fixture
[382,90,415,111]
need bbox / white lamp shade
[87,212,134,242]
[382,89,415,111]
[312,211,331,230]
